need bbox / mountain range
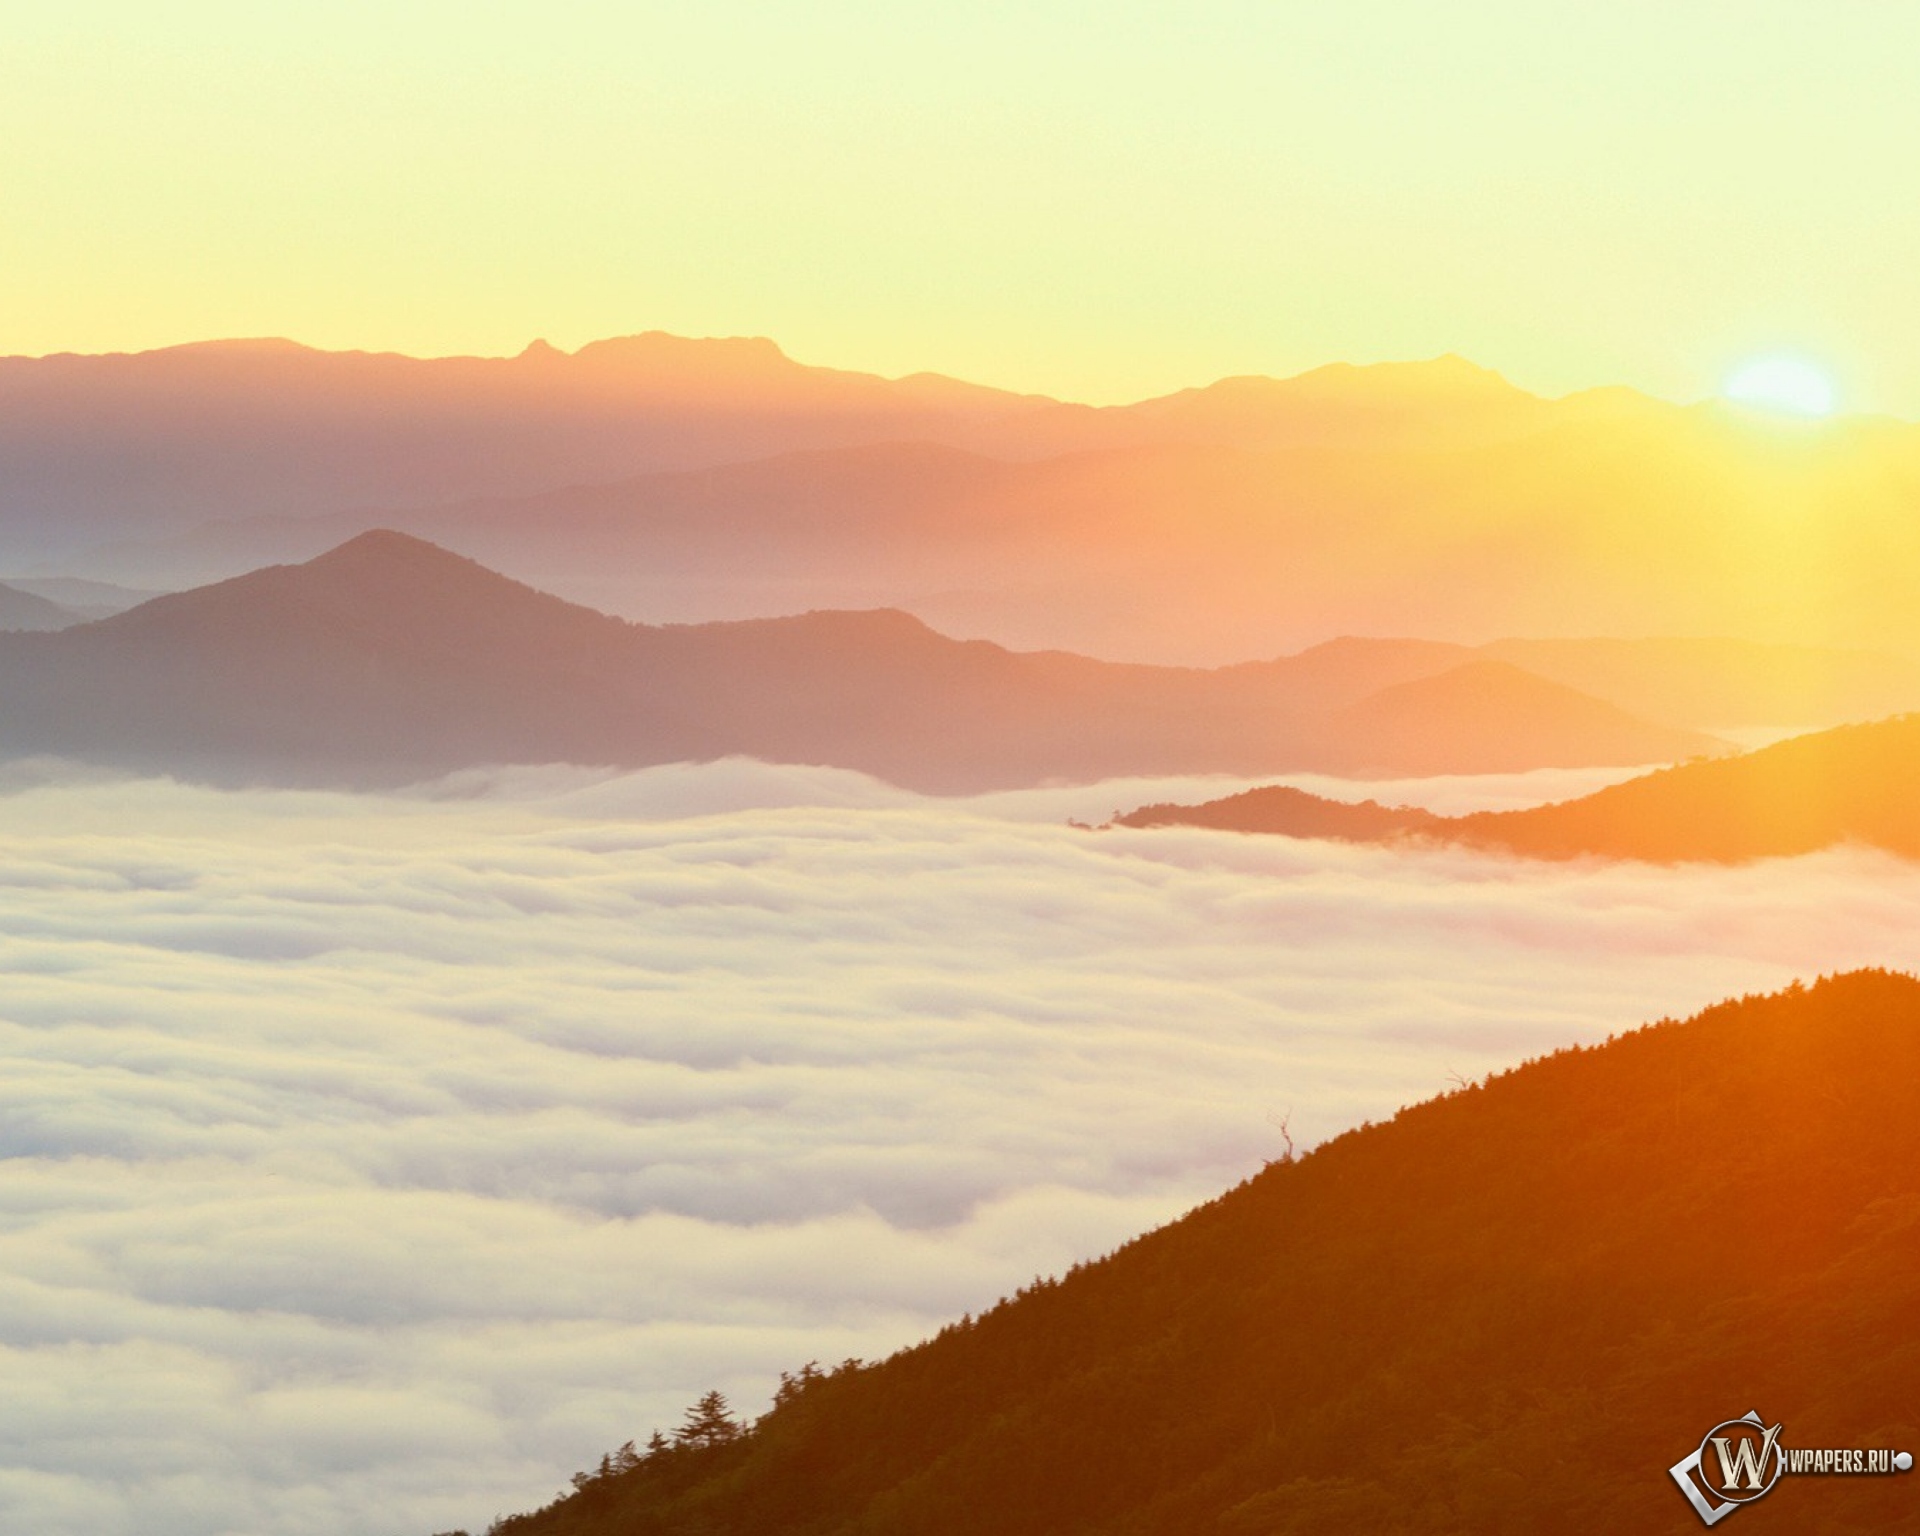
[15,336,1920,666]
[1116,711,1920,862]
[0,532,1721,791]
[0,334,1046,561]
[0,580,82,631]
[0,339,1597,566]
[481,970,1920,1535]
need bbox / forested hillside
[478,971,1920,1535]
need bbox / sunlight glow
[1724,357,1837,417]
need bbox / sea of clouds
[3,758,1920,1536]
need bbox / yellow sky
[4,3,1917,410]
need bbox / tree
[673,1389,741,1450]
[772,1361,826,1408]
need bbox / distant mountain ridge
[0,575,160,621]
[27,334,1920,666]
[0,334,1051,561]
[6,336,1575,571]
[0,580,79,631]
[79,450,1920,732]
[1115,711,1920,861]
[0,532,1717,791]
[479,970,1920,1535]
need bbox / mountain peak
[85,530,616,662]
[569,331,796,375]
[301,527,482,573]
[1331,657,1726,774]
[148,337,318,358]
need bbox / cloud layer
[2,761,1918,1535]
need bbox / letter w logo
[1671,1412,1786,1525]
[1711,1424,1782,1492]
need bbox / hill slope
[0,533,1714,790]
[1323,657,1712,775]
[1116,713,1920,862]
[0,579,78,631]
[1445,714,1920,859]
[484,971,1920,1536]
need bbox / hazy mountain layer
[0,335,1048,561]
[0,341,1596,571]
[0,532,1715,791]
[27,336,1920,666]
[1478,636,1920,733]
[0,575,164,620]
[486,970,1920,1535]
[0,580,80,631]
[1116,712,1920,861]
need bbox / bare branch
[1264,1106,1296,1164]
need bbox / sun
[1723,356,1837,417]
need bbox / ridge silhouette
[1116,713,1920,862]
[22,336,1920,667]
[484,971,1920,1535]
[0,533,1716,790]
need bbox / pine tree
[772,1361,826,1408]
[673,1389,741,1449]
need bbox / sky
[7,759,1920,1535]
[3,4,1917,409]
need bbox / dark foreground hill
[0,532,1714,791]
[1117,713,1920,862]
[479,971,1920,1536]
